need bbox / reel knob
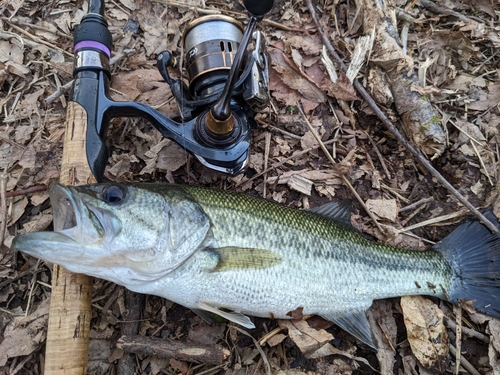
[243,0,274,17]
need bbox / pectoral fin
[196,302,255,329]
[207,246,282,272]
[322,308,376,350]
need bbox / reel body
[70,2,272,180]
[158,15,269,122]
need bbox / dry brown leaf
[285,35,322,55]
[111,69,164,101]
[107,154,133,178]
[366,199,398,222]
[13,88,44,120]
[119,0,136,10]
[270,49,326,105]
[267,333,287,347]
[136,3,169,55]
[468,84,500,111]
[0,298,50,366]
[187,323,225,346]
[0,41,24,64]
[279,319,334,358]
[21,211,52,234]
[400,296,449,373]
[488,319,500,375]
[9,197,28,226]
[157,142,188,172]
[269,67,302,106]
[368,301,397,374]
[53,12,72,35]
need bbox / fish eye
[102,185,126,204]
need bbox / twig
[399,210,468,233]
[418,0,476,24]
[305,0,499,233]
[395,8,418,24]
[258,326,284,346]
[6,184,47,198]
[117,335,230,364]
[236,138,339,189]
[449,343,481,375]
[364,132,391,180]
[263,132,271,198]
[0,168,8,247]
[44,80,73,105]
[470,141,493,186]
[3,18,72,58]
[399,197,434,213]
[297,104,385,234]
[152,0,221,14]
[266,123,302,140]
[454,306,462,375]
[443,315,489,344]
[230,326,271,375]
[10,354,33,375]
[25,259,41,317]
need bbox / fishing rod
[70,0,274,179]
[42,1,274,373]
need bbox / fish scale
[12,183,500,349]
[145,183,453,344]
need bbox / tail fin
[434,210,500,318]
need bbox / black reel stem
[210,16,258,122]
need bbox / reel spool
[183,15,244,98]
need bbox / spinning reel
[71,0,273,181]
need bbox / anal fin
[322,308,377,350]
[196,302,255,329]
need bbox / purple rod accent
[74,41,110,57]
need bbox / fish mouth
[50,184,104,245]
[12,184,106,259]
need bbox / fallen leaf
[0,41,24,64]
[267,333,287,347]
[279,319,333,357]
[400,296,449,373]
[157,142,188,172]
[366,199,398,222]
[187,324,225,346]
[488,319,500,375]
[0,298,50,366]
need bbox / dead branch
[117,291,145,375]
[6,185,47,198]
[305,0,499,234]
[356,0,446,158]
[117,335,230,365]
[419,0,476,24]
[449,344,481,375]
[44,80,73,106]
[2,18,72,58]
[0,169,8,247]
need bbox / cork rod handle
[44,102,96,375]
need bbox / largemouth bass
[12,183,500,349]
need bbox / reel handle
[243,0,274,17]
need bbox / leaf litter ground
[1,0,500,374]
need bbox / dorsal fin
[308,200,352,226]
